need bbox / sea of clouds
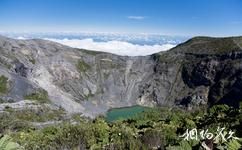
[46,38,175,56]
[1,32,188,56]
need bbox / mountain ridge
[170,36,242,54]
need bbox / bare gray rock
[0,35,241,117]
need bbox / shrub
[3,104,242,149]
[76,60,91,73]
[13,123,91,150]
[24,89,50,103]
[0,135,21,150]
[0,75,8,94]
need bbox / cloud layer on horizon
[45,38,175,56]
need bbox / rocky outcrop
[169,37,242,108]
[0,35,241,117]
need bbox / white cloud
[46,38,175,56]
[127,16,145,20]
[17,36,27,40]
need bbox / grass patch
[26,55,36,64]
[80,49,104,55]
[0,98,5,103]
[24,89,50,103]
[171,36,242,55]
[0,75,8,94]
[0,107,66,133]
[5,107,65,122]
[76,60,91,72]
[29,57,36,64]
[0,56,12,69]
[0,112,32,133]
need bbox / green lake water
[105,105,148,122]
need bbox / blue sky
[0,0,242,36]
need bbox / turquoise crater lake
[105,105,148,122]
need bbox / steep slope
[0,35,156,117]
[165,36,242,107]
[0,35,241,117]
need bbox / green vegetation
[76,60,91,72]
[0,104,241,149]
[234,37,242,47]
[0,135,21,150]
[28,57,36,64]
[24,89,50,103]
[4,107,65,122]
[106,105,148,122]
[25,55,36,64]
[79,48,104,55]
[0,106,65,134]
[0,75,8,94]
[173,36,242,54]
[84,92,94,100]
[0,58,11,69]
[0,98,5,103]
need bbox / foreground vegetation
[0,104,242,149]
